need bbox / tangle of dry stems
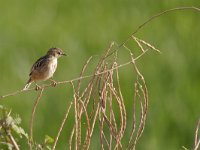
[0,6,200,150]
[2,37,156,150]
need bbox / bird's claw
[51,80,57,87]
[35,84,42,91]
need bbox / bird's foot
[50,79,57,87]
[35,84,42,91]
[23,82,32,90]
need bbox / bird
[23,47,66,90]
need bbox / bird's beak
[62,53,67,56]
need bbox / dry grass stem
[52,101,73,150]
[7,131,20,150]
[69,127,75,150]
[194,119,200,150]
[132,36,161,53]
[120,6,200,47]
[28,89,44,150]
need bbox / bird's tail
[23,78,32,90]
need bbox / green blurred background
[0,0,200,149]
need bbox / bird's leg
[35,83,42,91]
[50,78,57,87]
[23,78,33,90]
[23,82,32,90]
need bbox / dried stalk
[194,119,200,150]
[126,82,137,150]
[79,99,91,150]
[116,66,126,139]
[7,131,20,150]
[71,82,79,150]
[52,101,73,150]
[28,89,44,150]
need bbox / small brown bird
[23,47,66,90]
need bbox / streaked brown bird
[23,47,66,90]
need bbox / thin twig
[28,89,44,150]
[0,89,32,99]
[103,7,200,58]
[99,108,105,150]
[126,82,137,150]
[69,127,75,150]
[120,6,200,47]
[79,100,91,150]
[7,132,20,150]
[0,50,148,101]
[194,119,200,150]
[71,82,79,150]
[76,56,93,94]
[52,101,73,150]
[115,62,126,139]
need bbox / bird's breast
[50,59,57,74]
[45,58,57,80]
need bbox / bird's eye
[57,52,61,55]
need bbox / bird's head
[47,47,66,58]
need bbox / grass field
[0,0,200,149]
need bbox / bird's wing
[29,55,49,76]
